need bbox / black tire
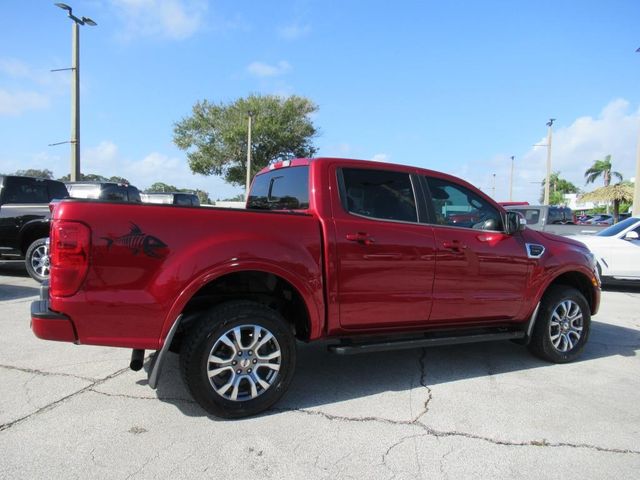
[528,286,590,363]
[25,238,50,283]
[180,301,296,418]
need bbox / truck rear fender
[159,262,324,352]
[19,218,50,253]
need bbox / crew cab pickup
[0,175,69,281]
[31,158,600,418]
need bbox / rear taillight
[50,221,91,297]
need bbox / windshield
[596,217,639,237]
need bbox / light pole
[633,48,640,216]
[245,111,254,198]
[544,118,555,205]
[55,3,97,182]
[491,173,496,198]
[509,155,515,201]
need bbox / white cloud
[456,99,640,203]
[0,89,50,116]
[371,153,390,162]
[278,23,311,40]
[247,61,292,78]
[111,0,207,41]
[83,141,120,171]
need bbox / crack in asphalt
[0,367,130,432]
[274,407,640,456]
[413,348,432,423]
[89,388,195,404]
[0,364,97,383]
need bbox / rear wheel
[180,301,296,418]
[528,286,590,363]
[25,238,50,283]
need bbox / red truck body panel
[35,157,600,351]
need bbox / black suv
[65,182,142,202]
[0,175,69,282]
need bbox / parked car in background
[503,204,604,236]
[141,192,200,206]
[570,217,640,284]
[584,214,614,226]
[0,175,69,282]
[66,182,141,203]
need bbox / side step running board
[328,330,526,355]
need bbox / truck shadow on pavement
[0,262,39,300]
[151,319,639,419]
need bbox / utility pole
[54,3,97,182]
[245,111,254,199]
[633,48,640,217]
[509,155,515,201]
[491,173,496,199]
[544,118,555,205]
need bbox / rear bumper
[31,297,77,343]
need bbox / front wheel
[25,238,50,283]
[528,286,591,363]
[180,301,297,418]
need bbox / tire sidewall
[532,287,591,363]
[182,302,296,418]
[25,238,49,283]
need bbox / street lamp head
[636,47,640,52]
[547,118,556,127]
[55,3,72,12]
[82,17,97,26]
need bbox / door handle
[346,232,375,245]
[442,240,466,252]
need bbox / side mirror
[505,211,526,235]
[624,231,639,241]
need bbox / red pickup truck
[31,158,600,418]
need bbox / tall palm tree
[584,154,623,187]
[584,154,623,214]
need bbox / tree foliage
[14,169,54,179]
[539,171,579,204]
[56,173,131,184]
[584,154,623,187]
[580,182,634,222]
[145,182,211,204]
[173,94,318,186]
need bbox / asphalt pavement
[1,260,639,479]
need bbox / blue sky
[1,0,639,203]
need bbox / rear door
[424,176,530,323]
[332,166,436,329]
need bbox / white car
[570,217,640,283]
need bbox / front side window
[426,177,503,231]
[340,168,417,223]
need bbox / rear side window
[248,166,309,210]
[339,168,417,223]
[101,184,127,201]
[47,181,69,200]
[1,177,49,204]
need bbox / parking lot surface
[1,260,639,479]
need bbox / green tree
[57,173,109,182]
[146,182,178,193]
[173,94,318,186]
[580,182,634,223]
[584,154,623,187]
[584,155,623,213]
[108,176,131,184]
[194,189,211,205]
[539,171,579,204]
[15,169,54,179]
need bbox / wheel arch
[19,219,50,254]
[161,266,323,352]
[543,270,598,315]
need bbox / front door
[425,176,530,323]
